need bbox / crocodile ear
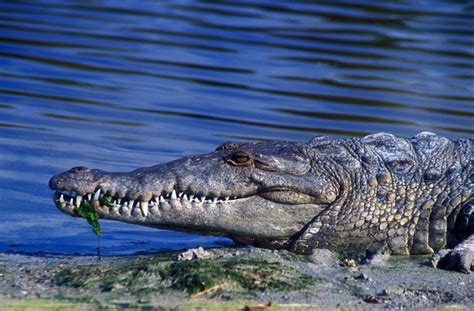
[215,142,244,151]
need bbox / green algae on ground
[74,200,101,236]
[0,299,93,311]
[0,299,329,311]
[166,258,316,294]
[54,254,316,298]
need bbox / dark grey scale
[451,200,474,244]
[424,169,444,184]
[411,207,433,254]
[410,133,453,253]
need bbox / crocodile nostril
[71,166,90,173]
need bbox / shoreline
[1,247,472,309]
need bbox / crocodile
[49,132,473,272]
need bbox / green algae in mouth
[99,195,113,207]
[75,200,101,236]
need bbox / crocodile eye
[227,151,254,167]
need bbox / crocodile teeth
[159,195,166,203]
[87,193,92,201]
[59,194,65,203]
[140,201,149,217]
[212,197,217,204]
[225,197,229,201]
[75,195,82,208]
[182,194,188,201]
[200,196,205,202]
[69,198,73,206]
[170,190,177,200]
[93,189,101,201]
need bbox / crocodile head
[49,140,339,249]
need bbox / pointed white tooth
[87,193,92,201]
[75,195,82,208]
[69,198,73,206]
[159,195,166,203]
[154,196,160,203]
[178,192,183,198]
[121,204,130,216]
[182,194,188,201]
[123,201,128,208]
[140,201,149,217]
[189,195,194,200]
[150,203,160,215]
[171,190,177,200]
[59,194,65,203]
[200,196,205,202]
[212,197,217,204]
[225,197,230,201]
[112,205,120,215]
[129,200,135,208]
[94,189,101,201]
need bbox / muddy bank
[0,248,472,310]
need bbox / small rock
[382,286,405,296]
[361,247,390,265]
[343,258,358,268]
[309,248,338,266]
[177,246,211,261]
[354,272,372,282]
[363,295,380,304]
[244,302,272,311]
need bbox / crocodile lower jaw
[53,189,241,220]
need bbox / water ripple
[0,0,472,255]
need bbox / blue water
[0,0,472,255]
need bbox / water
[0,0,472,255]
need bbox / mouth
[51,182,327,243]
[52,185,320,221]
[53,188,243,220]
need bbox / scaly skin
[49,132,473,272]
